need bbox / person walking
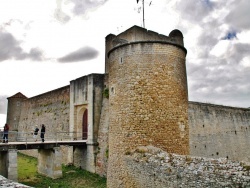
[40,124,46,142]
[3,123,9,143]
[33,125,39,142]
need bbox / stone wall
[189,102,250,162]
[69,74,105,173]
[18,85,70,136]
[124,146,250,188]
[17,86,71,164]
[107,26,189,187]
[7,93,27,131]
[96,74,109,176]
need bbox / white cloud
[210,40,230,57]
[225,0,250,30]
[0,0,249,114]
[0,114,6,129]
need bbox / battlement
[105,25,186,73]
[106,25,185,54]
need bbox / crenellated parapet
[105,26,186,60]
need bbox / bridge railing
[0,131,87,143]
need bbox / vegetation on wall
[103,88,109,99]
[105,148,109,158]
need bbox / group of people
[33,124,46,142]
[1,123,46,143]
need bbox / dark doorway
[82,109,88,139]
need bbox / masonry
[5,25,250,187]
[106,26,189,187]
[189,101,250,162]
[124,145,250,188]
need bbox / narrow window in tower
[111,87,115,94]
[120,57,123,64]
[17,101,20,106]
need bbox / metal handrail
[0,131,87,143]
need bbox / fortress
[6,26,250,187]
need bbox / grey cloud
[225,0,250,30]
[196,33,218,59]
[0,95,8,115]
[0,32,24,61]
[175,0,214,23]
[54,0,108,23]
[57,46,99,63]
[29,48,44,61]
[224,43,250,65]
[174,0,250,108]
[187,54,250,107]
[0,31,44,62]
[71,0,108,15]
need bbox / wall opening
[111,87,115,94]
[82,109,88,139]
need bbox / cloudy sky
[0,0,249,127]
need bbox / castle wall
[188,102,250,162]
[17,86,71,164]
[107,27,189,187]
[69,73,105,172]
[69,74,104,142]
[96,74,109,176]
[70,75,89,139]
[7,93,27,131]
[92,74,105,143]
[7,97,21,131]
[18,86,70,135]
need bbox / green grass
[18,152,107,188]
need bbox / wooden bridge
[0,131,87,181]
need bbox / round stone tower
[106,26,189,187]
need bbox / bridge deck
[0,140,87,151]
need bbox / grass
[18,152,107,188]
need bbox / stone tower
[7,92,27,131]
[106,26,189,187]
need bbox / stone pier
[38,147,62,179]
[73,144,96,173]
[0,149,18,181]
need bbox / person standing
[3,123,9,143]
[33,125,39,142]
[40,124,46,142]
